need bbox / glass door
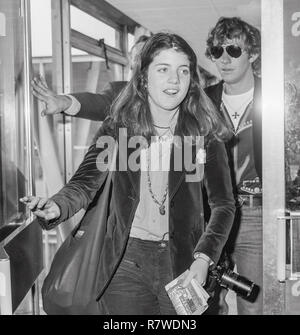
[0,0,43,316]
[282,0,300,314]
[0,0,33,232]
[263,0,300,315]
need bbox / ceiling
[106,0,261,76]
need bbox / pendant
[232,111,240,119]
[159,206,165,215]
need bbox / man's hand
[31,76,72,116]
[20,195,60,221]
[182,258,210,288]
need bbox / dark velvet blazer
[44,123,235,299]
[204,76,262,181]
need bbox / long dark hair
[104,32,230,143]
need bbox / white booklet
[165,270,210,315]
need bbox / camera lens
[221,270,258,299]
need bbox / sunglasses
[209,45,244,59]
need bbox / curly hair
[205,17,261,76]
[103,32,230,144]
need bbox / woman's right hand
[31,76,72,116]
[20,196,60,221]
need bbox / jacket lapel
[168,141,185,200]
[127,168,141,198]
[205,80,224,110]
[118,144,141,197]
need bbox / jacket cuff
[193,252,214,266]
[62,94,81,115]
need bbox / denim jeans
[227,205,263,315]
[100,237,177,315]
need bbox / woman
[21,33,235,315]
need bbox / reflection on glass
[285,82,300,211]
[0,0,28,227]
[284,1,300,212]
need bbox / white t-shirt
[222,88,254,131]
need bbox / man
[31,35,149,120]
[204,17,262,315]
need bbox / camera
[205,262,259,302]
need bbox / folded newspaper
[165,270,210,315]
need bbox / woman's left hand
[181,258,210,287]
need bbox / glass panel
[284,0,300,280]
[0,0,28,227]
[0,0,44,316]
[31,0,65,208]
[30,0,52,57]
[70,5,118,49]
[70,48,123,172]
[284,0,300,211]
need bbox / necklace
[152,107,179,132]
[153,124,170,129]
[153,124,174,139]
[146,149,168,215]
